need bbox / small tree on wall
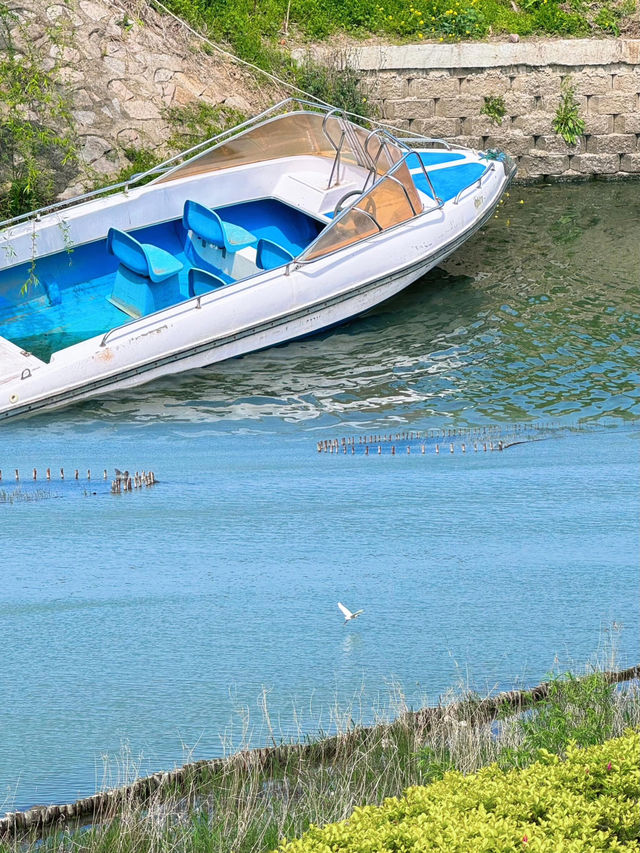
[0,3,77,219]
[552,78,585,146]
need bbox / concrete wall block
[362,74,407,100]
[387,117,412,130]
[571,153,621,174]
[435,95,484,117]
[459,72,509,95]
[588,93,638,114]
[408,75,460,98]
[587,133,637,154]
[502,93,536,115]
[518,153,570,175]
[539,93,588,112]
[535,134,585,154]
[513,112,555,134]
[612,71,640,93]
[571,71,613,95]
[584,113,613,134]
[410,117,462,138]
[461,115,506,135]
[511,71,562,96]
[384,98,435,120]
[620,152,640,172]
[484,133,533,156]
[614,113,640,134]
[450,134,485,150]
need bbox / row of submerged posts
[0,467,158,496]
[317,423,555,456]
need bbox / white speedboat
[0,99,515,420]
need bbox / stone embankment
[300,39,640,180]
[4,0,278,197]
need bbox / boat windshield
[300,160,422,262]
[157,111,404,182]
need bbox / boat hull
[0,179,505,421]
[0,105,515,421]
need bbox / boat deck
[0,152,494,364]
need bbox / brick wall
[297,40,640,180]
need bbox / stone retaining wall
[302,40,640,180]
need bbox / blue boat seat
[106,228,183,318]
[183,200,257,256]
[188,268,228,298]
[256,238,295,271]
[107,228,183,283]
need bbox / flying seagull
[338,602,364,625]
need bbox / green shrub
[498,672,617,769]
[594,4,620,33]
[0,2,77,219]
[165,101,247,149]
[296,60,371,118]
[160,0,632,53]
[552,79,586,145]
[481,94,507,125]
[277,731,640,853]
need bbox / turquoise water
[1,182,638,812]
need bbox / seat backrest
[107,228,150,277]
[188,267,227,297]
[183,200,225,249]
[256,238,295,271]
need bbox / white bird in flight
[338,602,364,625]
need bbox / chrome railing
[0,97,457,233]
[452,162,495,205]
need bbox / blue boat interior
[407,153,486,202]
[0,199,325,361]
[0,156,491,361]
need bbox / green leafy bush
[553,79,586,145]
[481,94,507,125]
[277,731,640,853]
[498,672,618,769]
[165,101,247,149]
[161,0,634,62]
[0,2,77,219]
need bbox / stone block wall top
[297,39,640,72]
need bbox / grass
[160,0,639,72]
[2,665,638,853]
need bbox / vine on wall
[0,3,77,219]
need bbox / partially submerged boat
[0,99,515,420]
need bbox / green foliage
[277,731,640,853]
[499,673,617,769]
[0,3,77,219]
[159,0,633,58]
[165,101,248,149]
[415,745,457,783]
[481,94,507,125]
[552,79,586,145]
[594,4,620,33]
[296,60,371,118]
[109,147,165,187]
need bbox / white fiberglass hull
[0,194,502,422]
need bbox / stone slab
[620,153,640,172]
[295,40,640,72]
[571,153,621,174]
